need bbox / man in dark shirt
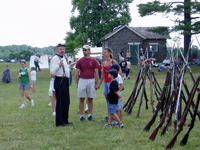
[119,57,127,80]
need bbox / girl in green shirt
[18,60,34,108]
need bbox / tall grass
[0,62,199,150]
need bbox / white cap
[82,45,91,50]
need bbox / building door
[130,44,139,65]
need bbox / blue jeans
[103,82,111,95]
[193,59,200,66]
[126,68,130,77]
[177,61,182,66]
[34,62,40,72]
[99,71,102,79]
[69,72,72,86]
[158,66,165,71]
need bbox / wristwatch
[95,82,98,84]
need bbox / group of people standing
[13,43,129,128]
[48,44,127,127]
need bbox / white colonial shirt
[50,54,70,78]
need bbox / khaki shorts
[77,78,96,98]
[32,80,36,85]
[117,92,123,111]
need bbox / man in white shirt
[50,43,72,127]
[162,57,170,66]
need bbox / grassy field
[0,62,200,150]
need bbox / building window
[149,43,158,52]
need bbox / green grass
[0,62,200,150]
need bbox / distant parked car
[7,59,11,62]
[11,59,15,63]
[0,59,3,63]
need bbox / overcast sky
[0,0,199,48]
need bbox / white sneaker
[52,112,56,116]
[118,122,124,128]
[48,102,52,107]
[19,104,25,108]
[30,100,34,107]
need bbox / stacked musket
[123,49,162,117]
[143,44,200,149]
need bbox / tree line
[0,45,55,60]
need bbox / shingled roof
[100,24,170,41]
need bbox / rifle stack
[142,44,200,149]
[123,50,162,117]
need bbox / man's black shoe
[62,123,68,126]
[80,116,86,122]
[88,116,95,121]
[66,122,73,125]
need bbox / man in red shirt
[75,45,99,121]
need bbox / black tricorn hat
[57,43,66,47]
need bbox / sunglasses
[82,49,88,51]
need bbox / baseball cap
[82,45,91,50]
[106,70,118,78]
[107,64,119,71]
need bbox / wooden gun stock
[149,70,184,140]
[180,91,200,146]
[143,71,171,131]
[165,76,200,149]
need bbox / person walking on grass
[75,45,99,122]
[103,69,124,128]
[107,64,124,126]
[34,54,42,72]
[2,65,11,83]
[18,60,34,108]
[30,67,36,93]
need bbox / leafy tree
[64,40,80,62]
[68,0,133,47]
[9,50,34,61]
[19,50,35,61]
[137,0,200,57]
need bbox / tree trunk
[184,0,191,61]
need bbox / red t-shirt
[98,64,102,72]
[76,57,98,79]
[103,63,111,83]
[191,56,194,62]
